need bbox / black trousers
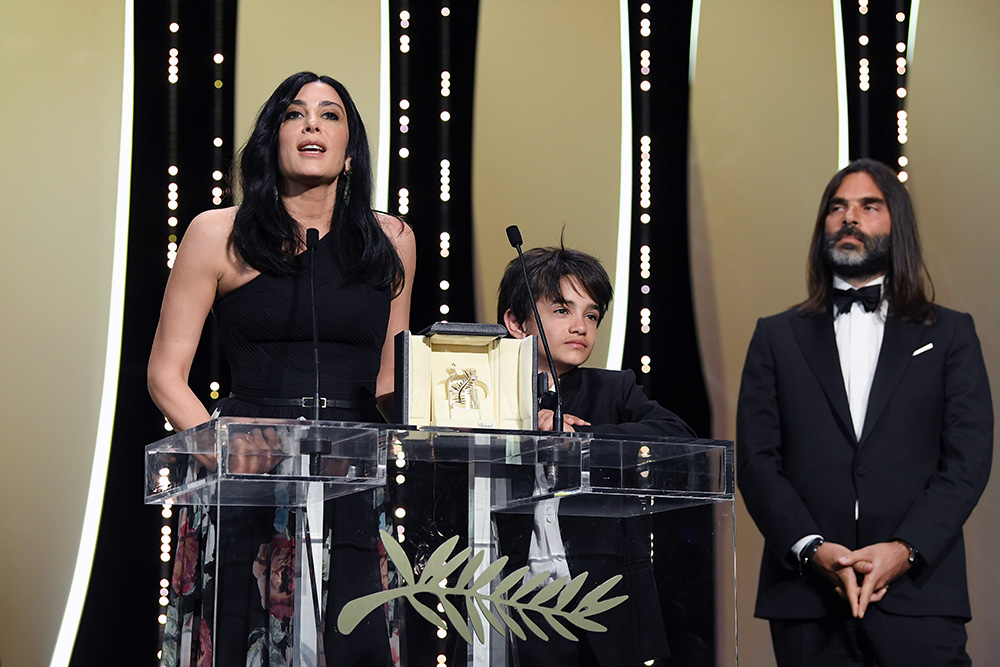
[769,606,970,667]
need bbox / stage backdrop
[472,0,624,370]
[907,1,1000,660]
[689,3,840,664]
[0,1,128,666]
[234,0,384,192]
[2,1,999,665]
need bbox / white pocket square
[912,342,934,357]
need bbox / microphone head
[505,225,523,248]
[306,227,320,249]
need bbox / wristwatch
[897,539,918,565]
[799,536,825,575]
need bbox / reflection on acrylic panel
[146,421,734,666]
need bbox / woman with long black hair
[149,71,413,666]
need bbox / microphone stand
[295,228,330,662]
[298,227,331,474]
[505,225,564,432]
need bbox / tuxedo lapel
[859,315,927,446]
[789,312,856,445]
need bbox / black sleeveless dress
[161,232,395,666]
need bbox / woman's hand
[227,426,283,474]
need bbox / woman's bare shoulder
[185,207,238,242]
[373,211,413,239]
[375,212,413,244]
[174,207,242,279]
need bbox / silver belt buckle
[300,396,328,408]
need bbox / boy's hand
[538,409,591,432]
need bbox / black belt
[229,393,372,410]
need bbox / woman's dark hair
[497,244,613,327]
[232,71,403,293]
[800,158,935,323]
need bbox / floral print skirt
[160,490,396,666]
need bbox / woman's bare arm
[147,208,236,432]
[375,214,416,420]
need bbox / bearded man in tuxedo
[737,158,992,666]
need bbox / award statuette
[394,322,538,430]
[444,363,489,421]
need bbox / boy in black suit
[495,246,698,666]
[497,245,694,438]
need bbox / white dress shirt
[832,274,888,441]
[791,275,887,558]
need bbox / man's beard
[823,227,891,280]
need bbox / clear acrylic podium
[146,420,735,666]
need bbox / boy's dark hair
[497,245,613,327]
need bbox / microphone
[505,225,523,247]
[505,225,564,432]
[306,228,322,422]
[300,227,331,474]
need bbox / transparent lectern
[146,325,735,666]
[145,417,386,667]
[146,421,735,666]
[373,426,735,667]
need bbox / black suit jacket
[499,367,696,666]
[737,305,992,619]
[555,366,697,438]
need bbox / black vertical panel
[622,1,710,439]
[841,0,912,167]
[622,4,717,666]
[384,7,481,664]
[388,2,480,332]
[70,2,236,663]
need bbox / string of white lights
[855,0,910,180]
[397,8,411,222]
[894,4,910,182]
[157,7,182,651]
[436,7,454,661]
[391,0,411,624]
[637,3,652,376]
[856,0,871,160]
[438,6,452,324]
[157,5,230,656]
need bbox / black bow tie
[833,285,881,314]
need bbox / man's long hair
[232,71,403,294]
[799,158,935,323]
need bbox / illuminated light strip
[895,4,911,182]
[395,8,411,223]
[898,1,918,180]
[211,3,225,209]
[688,0,702,85]
[607,0,634,371]
[50,2,134,665]
[907,0,920,66]
[374,0,390,211]
[159,4,183,651]
[637,133,651,355]
[438,8,451,321]
[832,0,849,168]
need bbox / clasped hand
[809,540,912,618]
[537,409,590,432]
[227,426,283,474]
